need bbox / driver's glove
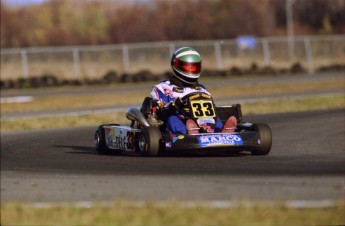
[159,98,184,111]
[157,102,165,109]
[171,97,184,109]
[156,101,176,110]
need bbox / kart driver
[150,47,237,135]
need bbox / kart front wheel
[94,126,111,155]
[138,126,161,157]
[94,124,122,155]
[251,123,272,155]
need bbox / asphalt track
[1,109,344,203]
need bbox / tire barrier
[1,63,344,89]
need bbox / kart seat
[140,97,152,115]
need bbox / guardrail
[1,35,344,80]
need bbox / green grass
[1,78,343,114]
[0,113,128,131]
[1,201,344,226]
[242,94,345,114]
[1,95,344,131]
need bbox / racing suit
[150,80,223,134]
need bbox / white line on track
[0,96,33,104]
[31,199,340,209]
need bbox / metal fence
[1,35,344,80]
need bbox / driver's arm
[150,85,185,111]
[150,86,165,104]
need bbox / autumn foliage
[1,0,344,48]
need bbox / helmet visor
[173,59,201,75]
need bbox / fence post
[73,48,81,79]
[214,42,224,70]
[122,45,130,73]
[21,49,29,79]
[286,0,296,60]
[262,39,271,66]
[169,42,175,57]
[304,37,314,74]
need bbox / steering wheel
[174,91,215,118]
[171,92,209,110]
[180,92,213,103]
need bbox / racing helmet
[171,47,202,85]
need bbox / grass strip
[242,94,345,115]
[1,95,344,132]
[1,201,344,226]
[1,78,343,113]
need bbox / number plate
[190,100,216,118]
[105,126,135,151]
[198,134,243,146]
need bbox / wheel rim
[138,134,146,152]
[94,132,100,148]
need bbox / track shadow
[55,145,250,158]
[159,150,250,158]
[54,145,98,155]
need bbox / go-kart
[94,92,272,156]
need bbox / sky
[2,0,152,6]
[2,0,46,6]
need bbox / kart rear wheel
[138,126,161,157]
[251,123,272,155]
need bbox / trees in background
[1,0,344,48]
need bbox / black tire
[251,123,272,155]
[94,125,110,155]
[94,124,121,155]
[138,126,161,157]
